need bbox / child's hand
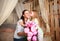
[19,21,25,27]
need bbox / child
[30,10,44,41]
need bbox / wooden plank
[50,2,55,41]
[59,0,60,14]
[54,0,60,41]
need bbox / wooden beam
[54,0,60,41]
[59,0,60,14]
[50,1,55,41]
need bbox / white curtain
[0,0,18,26]
[15,0,25,19]
[15,0,32,19]
[38,0,50,32]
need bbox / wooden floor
[0,24,57,41]
[0,28,14,41]
[0,28,53,41]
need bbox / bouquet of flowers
[24,21,38,41]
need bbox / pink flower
[33,31,37,35]
[24,28,29,33]
[32,36,37,41]
[28,32,33,37]
[27,37,31,41]
[24,21,38,41]
[31,27,36,32]
[25,21,36,28]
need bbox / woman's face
[23,11,30,19]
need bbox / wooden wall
[49,0,60,41]
[0,0,60,41]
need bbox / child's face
[30,11,35,18]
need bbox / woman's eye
[26,13,28,14]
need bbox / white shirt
[14,19,24,39]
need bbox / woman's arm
[17,32,27,36]
[17,19,27,36]
[17,20,26,36]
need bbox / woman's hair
[20,10,28,24]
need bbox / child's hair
[31,10,39,18]
[32,10,47,33]
[31,10,42,27]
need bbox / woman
[14,10,30,41]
